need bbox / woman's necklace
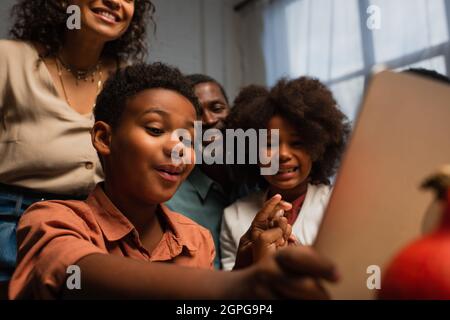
[55,56,103,109]
[56,55,100,84]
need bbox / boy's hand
[234,194,292,269]
[238,246,339,299]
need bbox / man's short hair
[186,74,229,104]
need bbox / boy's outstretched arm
[63,245,338,300]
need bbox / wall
[0,0,14,39]
[149,0,243,100]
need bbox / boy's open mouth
[155,165,184,182]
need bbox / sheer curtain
[237,0,450,121]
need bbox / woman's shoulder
[0,39,38,64]
[0,39,35,54]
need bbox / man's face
[105,88,196,204]
[194,82,230,131]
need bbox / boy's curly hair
[94,62,201,129]
[225,77,351,186]
[9,0,155,62]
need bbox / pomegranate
[379,165,450,299]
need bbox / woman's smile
[90,7,122,25]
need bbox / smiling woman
[0,0,155,290]
[10,0,154,61]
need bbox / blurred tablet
[314,70,450,299]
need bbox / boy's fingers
[275,246,339,283]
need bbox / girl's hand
[234,194,292,269]
[288,234,300,246]
[252,215,293,262]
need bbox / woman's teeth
[97,11,117,22]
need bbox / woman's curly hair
[9,0,155,62]
[225,77,351,187]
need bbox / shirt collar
[86,184,198,254]
[147,205,200,262]
[186,166,216,201]
[87,184,135,242]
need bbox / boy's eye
[146,127,164,136]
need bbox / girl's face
[71,0,135,42]
[261,115,313,197]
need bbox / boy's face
[261,115,312,193]
[98,88,196,204]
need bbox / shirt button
[85,162,94,170]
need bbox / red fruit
[379,187,450,299]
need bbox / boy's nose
[163,138,184,159]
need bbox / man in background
[166,74,249,269]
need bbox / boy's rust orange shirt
[9,184,215,299]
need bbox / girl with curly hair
[0,0,155,289]
[220,77,351,270]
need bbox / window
[260,0,450,121]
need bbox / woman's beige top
[0,40,103,196]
